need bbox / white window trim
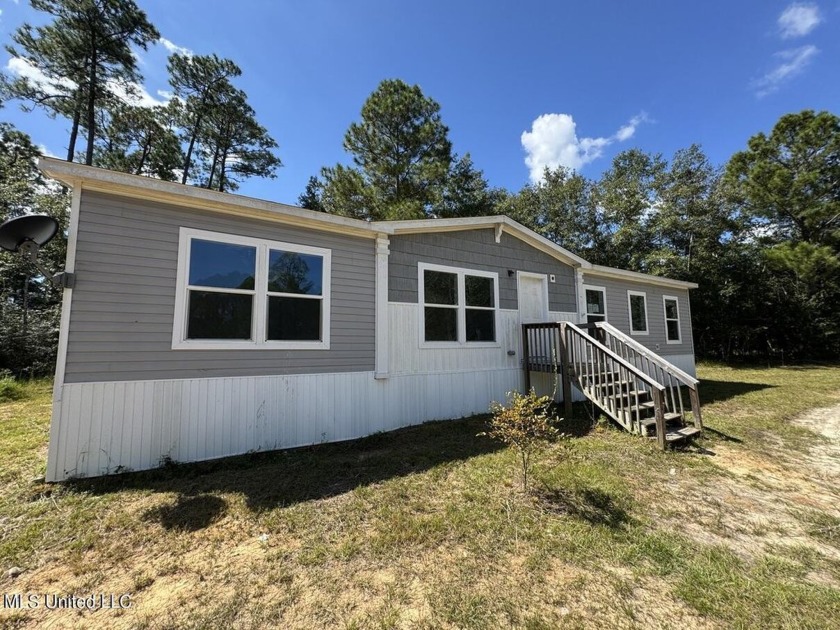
[418,262,500,349]
[663,295,682,344]
[173,227,331,350]
[627,290,649,336]
[582,284,608,323]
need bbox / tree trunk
[206,144,220,190]
[181,102,207,184]
[218,149,228,193]
[84,48,98,166]
[136,138,152,175]
[66,95,82,162]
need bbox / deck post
[653,389,666,449]
[689,386,703,430]
[559,323,572,421]
[522,325,531,393]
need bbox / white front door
[518,272,548,323]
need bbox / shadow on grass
[534,486,633,529]
[142,494,227,531]
[554,401,600,438]
[702,427,743,444]
[700,379,775,406]
[65,415,507,518]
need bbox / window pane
[667,320,680,341]
[268,250,323,295]
[424,307,457,341]
[465,275,494,307]
[586,289,605,315]
[630,295,647,331]
[187,291,253,339]
[466,309,495,342]
[424,270,457,305]
[189,239,256,290]
[267,297,322,341]
[665,299,679,321]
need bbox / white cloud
[107,79,170,108]
[752,45,818,97]
[37,144,60,159]
[521,112,648,183]
[159,37,193,57]
[7,57,169,108]
[6,56,77,91]
[778,3,822,39]
[614,113,648,142]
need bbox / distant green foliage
[0,375,27,402]
[484,390,560,491]
[0,124,66,377]
[3,0,160,165]
[501,112,840,362]
[305,79,498,220]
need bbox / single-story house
[38,158,699,482]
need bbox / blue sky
[1,0,838,204]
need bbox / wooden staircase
[522,321,702,448]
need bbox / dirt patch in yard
[791,401,840,481]
[651,399,840,576]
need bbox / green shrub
[483,389,561,491]
[0,376,27,402]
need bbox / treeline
[301,80,840,363]
[1,0,280,192]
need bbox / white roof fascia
[37,160,695,289]
[377,215,590,268]
[586,265,699,290]
[37,158,383,239]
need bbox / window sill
[419,341,501,350]
[665,339,682,345]
[172,340,330,351]
[629,331,649,336]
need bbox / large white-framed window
[627,290,649,336]
[663,295,682,344]
[172,227,331,350]
[418,262,499,348]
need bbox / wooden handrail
[561,322,666,393]
[595,321,702,430]
[595,321,699,385]
[562,322,668,448]
[521,320,701,447]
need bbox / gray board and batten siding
[581,273,694,357]
[64,190,376,383]
[389,229,577,311]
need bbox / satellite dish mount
[0,215,75,289]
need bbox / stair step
[596,380,645,392]
[664,426,702,443]
[640,412,683,429]
[609,389,651,400]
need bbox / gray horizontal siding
[64,190,375,383]
[389,229,577,311]
[581,273,694,357]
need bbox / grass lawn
[1,364,840,629]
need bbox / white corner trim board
[47,184,82,483]
[375,234,390,378]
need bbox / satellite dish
[0,214,74,288]
[0,214,59,253]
